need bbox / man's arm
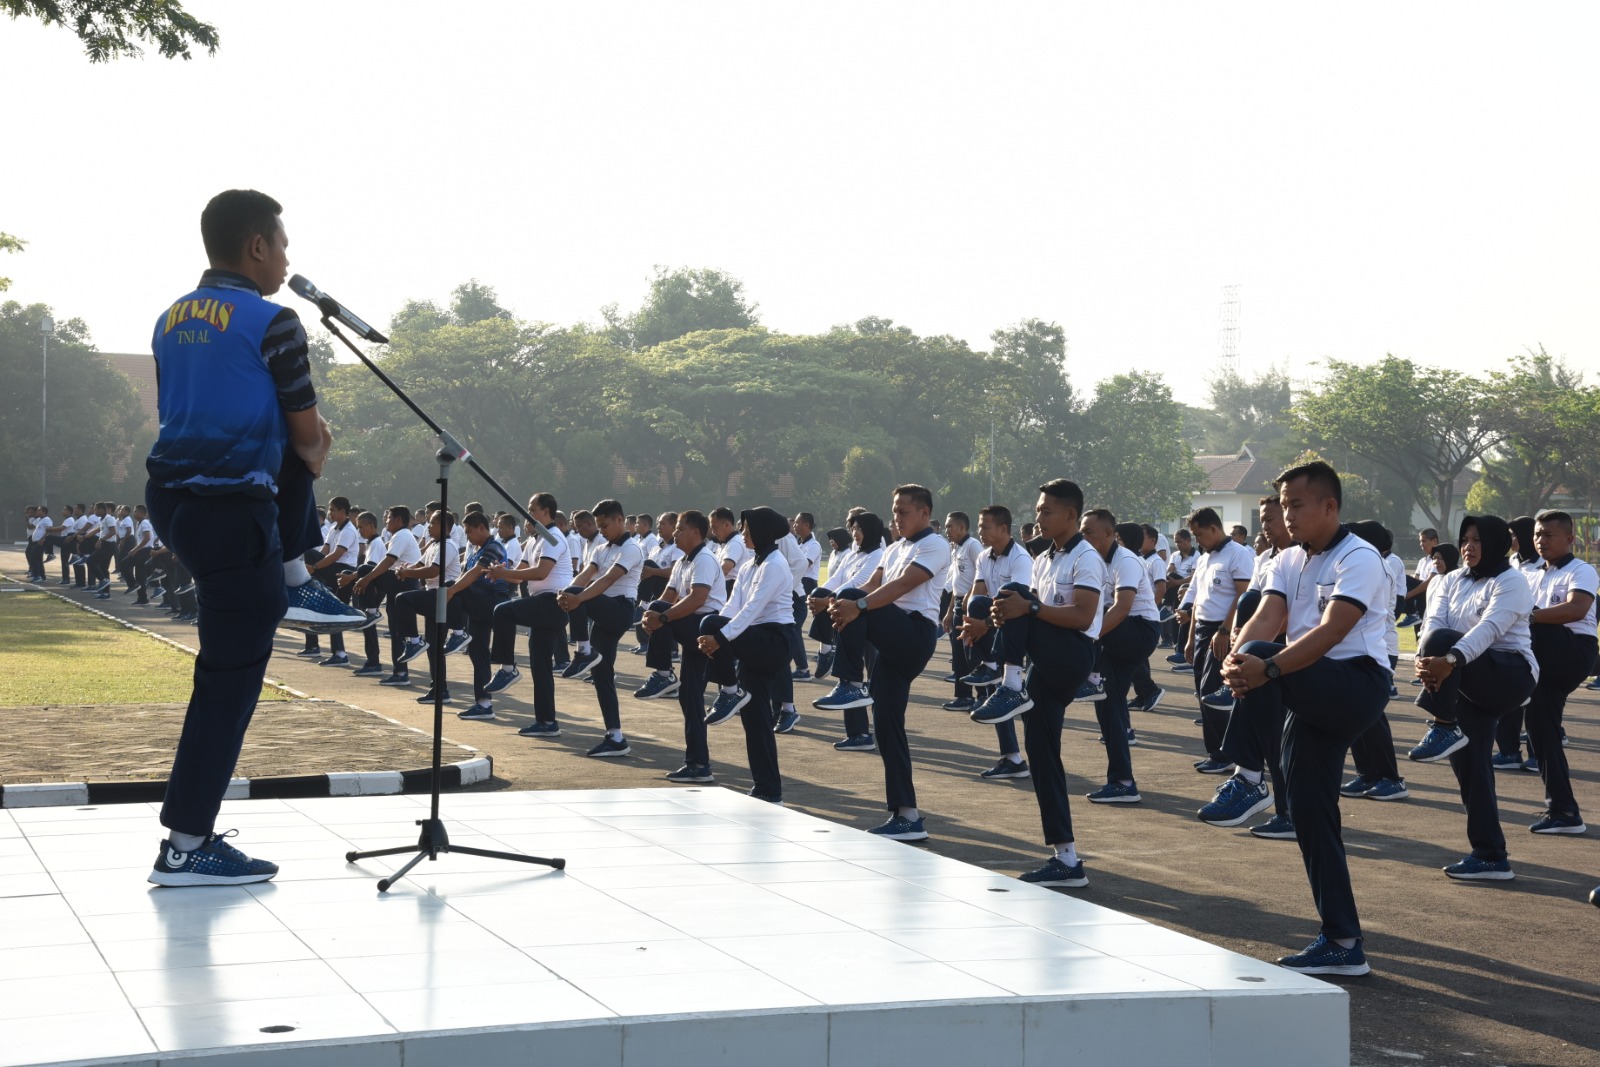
[1531,590,1594,626]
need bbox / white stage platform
[0,789,1348,1067]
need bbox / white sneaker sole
[970,696,1033,724]
[1530,823,1587,835]
[1199,792,1274,827]
[1280,960,1370,976]
[1410,735,1469,763]
[1444,868,1515,880]
[149,869,276,887]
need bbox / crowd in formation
[22,465,1599,975]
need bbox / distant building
[1182,445,1276,533]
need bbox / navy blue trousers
[833,589,938,811]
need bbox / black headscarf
[740,507,788,562]
[1460,514,1512,581]
[1431,544,1461,573]
[1348,520,1393,555]
[826,527,851,553]
[1508,515,1537,564]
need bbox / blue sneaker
[441,631,472,656]
[1071,679,1105,703]
[666,764,715,783]
[1131,687,1165,713]
[1491,752,1523,772]
[834,733,877,752]
[1171,662,1194,673]
[813,681,873,711]
[586,736,632,758]
[1086,781,1141,804]
[1409,722,1468,763]
[705,688,751,726]
[1018,856,1087,888]
[282,580,369,632]
[634,671,680,700]
[1250,812,1297,839]
[815,649,835,679]
[352,661,385,678]
[970,686,1033,725]
[1193,756,1232,775]
[1198,775,1273,827]
[417,687,453,705]
[397,637,428,665]
[1277,934,1369,976]
[517,721,560,737]
[483,665,521,694]
[561,650,600,680]
[791,667,812,681]
[377,672,411,687]
[457,703,494,720]
[1200,688,1235,712]
[773,709,801,734]
[1165,651,1188,665]
[318,653,350,667]
[941,697,976,712]
[1444,855,1514,880]
[1364,778,1409,801]
[1529,810,1586,835]
[868,815,928,841]
[960,664,1002,687]
[748,789,784,805]
[1340,774,1375,797]
[1521,756,1540,774]
[148,831,278,887]
[1388,685,1400,699]
[980,757,1030,779]
[1395,613,1421,629]
[1096,728,1138,745]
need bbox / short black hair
[946,511,971,529]
[1175,528,1192,541]
[678,509,709,538]
[1274,460,1342,508]
[1419,527,1439,541]
[636,514,653,529]
[201,189,282,265]
[463,511,490,530]
[1349,519,1393,555]
[1140,522,1159,539]
[328,496,351,513]
[593,499,624,521]
[356,510,379,529]
[979,505,1012,529]
[1115,522,1144,551]
[529,492,557,515]
[1536,510,1575,536]
[710,506,736,525]
[893,484,934,513]
[1084,507,1117,529]
[796,512,815,527]
[1186,507,1222,530]
[388,505,412,526]
[1258,495,1282,509]
[572,509,594,523]
[1038,479,1084,515]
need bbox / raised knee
[1418,628,1458,657]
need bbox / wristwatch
[855,596,870,613]
[1444,649,1462,669]
[1263,656,1281,680]
[1029,600,1041,616]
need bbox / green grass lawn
[0,585,285,707]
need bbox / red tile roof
[1195,447,1274,495]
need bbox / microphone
[288,275,389,344]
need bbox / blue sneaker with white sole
[441,632,472,656]
[1250,812,1297,839]
[868,814,928,841]
[634,672,680,700]
[1200,688,1235,712]
[483,665,520,693]
[814,649,835,679]
[397,637,428,665]
[1198,775,1273,826]
[1529,810,1586,835]
[1491,752,1523,772]
[705,689,751,726]
[1363,778,1409,801]
[773,709,801,734]
[1086,781,1141,804]
[1277,934,1369,976]
[457,703,494,721]
[148,830,278,887]
[1018,856,1087,888]
[282,580,369,632]
[586,736,632,758]
[1340,774,1375,797]
[1444,855,1514,880]
[1071,679,1104,703]
[561,650,600,680]
[834,733,877,752]
[1409,722,1468,763]
[517,721,560,737]
[960,664,1002,687]
[813,681,873,711]
[970,685,1033,724]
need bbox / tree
[3,0,218,61]
[450,280,511,325]
[1077,372,1207,523]
[1294,356,1503,529]
[603,267,759,350]
[1475,348,1589,516]
[0,232,22,292]
[1204,364,1299,468]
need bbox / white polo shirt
[668,544,726,615]
[1529,555,1598,638]
[1144,552,1168,594]
[797,536,822,583]
[384,527,423,568]
[566,530,584,569]
[948,535,983,598]
[590,537,644,600]
[1032,535,1107,641]
[778,533,807,598]
[1264,526,1391,664]
[1249,546,1282,592]
[1169,548,1197,580]
[522,529,573,593]
[30,514,51,542]
[715,535,747,575]
[720,552,795,641]
[1423,564,1537,677]
[976,540,1032,596]
[1181,539,1254,623]
[878,527,949,623]
[1382,552,1408,657]
[498,534,524,567]
[1109,544,1160,623]
[117,515,133,539]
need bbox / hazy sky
[3,2,1596,391]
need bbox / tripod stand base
[346,817,565,893]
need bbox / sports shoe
[1198,775,1273,826]
[517,721,560,737]
[1171,662,1194,673]
[1364,778,1409,801]
[561,650,600,680]
[1165,651,1188,664]
[1087,781,1141,804]
[666,764,715,783]
[1444,855,1514,880]
[1019,857,1087,888]
[1131,687,1165,713]
[705,689,750,726]
[282,580,369,631]
[1193,756,1232,775]
[148,831,278,887]
[352,661,385,677]
[586,736,632,758]
[1071,679,1104,703]
[1200,688,1235,712]
[55,576,73,585]
[1491,752,1523,772]
[1395,613,1421,629]
[174,581,195,597]
[970,685,1033,725]
[980,758,1030,780]
[791,667,812,681]
[1529,811,1586,835]
[1097,728,1138,746]
[868,815,928,841]
[441,631,472,656]
[1250,813,1297,839]
[377,672,411,686]
[941,697,976,712]
[1159,606,1177,623]
[1521,756,1540,774]
[456,703,494,720]
[960,664,1002,687]
[773,709,801,734]
[94,591,111,600]
[813,681,873,711]
[634,672,680,700]
[396,637,428,665]
[1340,774,1375,797]
[814,649,835,679]
[294,647,322,658]
[834,733,877,752]
[1388,685,1400,699]
[748,789,784,805]
[484,665,521,694]
[417,687,453,705]
[1277,934,1368,976]
[147,586,166,600]
[552,659,571,673]
[1408,722,1468,763]
[318,653,350,667]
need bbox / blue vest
[146,280,287,498]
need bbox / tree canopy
[3,0,218,61]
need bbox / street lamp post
[41,315,54,506]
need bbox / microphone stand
[322,317,564,892]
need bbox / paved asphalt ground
[7,546,1599,1067]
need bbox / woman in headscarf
[1491,516,1544,770]
[1407,515,1538,880]
[697,506,794,804]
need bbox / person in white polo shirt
[958,504,1036,780]
[481,492,573,737]
[1178,508,1254,773]
[940,511,985,713]
[557,499,645,758]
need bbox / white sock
[578,641,591,654]
[1003,665,1024,690]
[284,559,311,587]
[655,669,673,678]
[1236,767,1263,785]
[899,807,920,821]
[819,643,833,654]
[607,729,624,742]
[983,661,997,671]
[1054,843,1078,865]
[168,831,207,851]
[1005,752,1024,765]
[1088,672,1102,686]
[782,702,795,713]
[721,684,738,694]
[477,699,491,709]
